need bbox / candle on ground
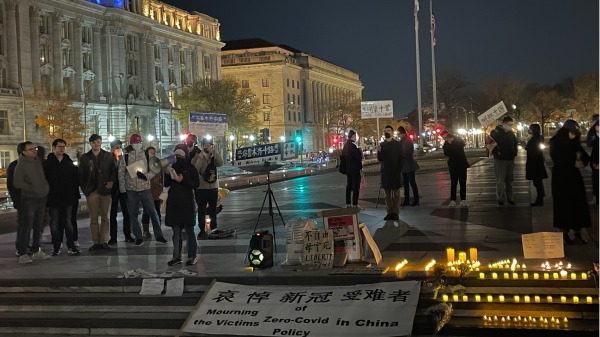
[446,248,455,262]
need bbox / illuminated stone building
[0,0,223,163]
[221,38,363,153]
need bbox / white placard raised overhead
[521,232,565,259]
[181,281,421,337]
[361,100,394,119]
[478,101,508,127]
[189,112,229,138]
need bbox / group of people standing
[9,132,223,265]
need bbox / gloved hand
[136,171,148,181]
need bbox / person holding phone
[192,138,223,239]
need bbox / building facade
[221,39,363,153]
[0,0,223,164]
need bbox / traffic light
[408,132,415,141]
[332,135,339,145]
[295,129,303,144]
[435,127,442,135]
[260,128,270,143]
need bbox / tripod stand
[253,168,285,254]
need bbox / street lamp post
[7,80,26,142]
[83,73,123,151]
[229,134,235,165]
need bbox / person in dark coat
[589,119,599,205]
[398,126,420,206]
[441,131,470,207]
[490,116,519,205]
[549,119,592,245]
[165,148,200,266]
[377,125,403,220]
[341,130,363,209]
[525,124,548,206]
[43,139,80,256]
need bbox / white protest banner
[302,229,334,269]
[139,279,164,295]
[521,232,564,259]
[181,281,421,337]
[189,112,228,137]
[361,100,394,119]
[478,101,508,127]
[165,278,185,297]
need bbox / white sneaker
[32,249,50,260]
[18,254,33,264]
[449,200,456,207]
[346,204,352,208]
[460,200,470,207]
[74,241,80,248]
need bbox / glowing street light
[147,134,155,142]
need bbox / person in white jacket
[117,134,167,246]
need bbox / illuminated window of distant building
[203,55,211,72]
[0,110,9,135]
[154,44,161,59]
[297,94,300,106]
[287,110,291,121]
[291,80,294,89]
[241,80,249,88]
[262,78,269,87]
[297,80,300,88]
[287,93,290,104]
[262,94,270,105]
[292,94,295,105]
[154,66,161,82]
[287,79,289,87]
[169,90,174,105]
[0,151,10,168]
[293,109,296,121]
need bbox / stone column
[92,24,103,100]
[5,1,19,87]
[305,80,314,123]
[108,25,120,100]
[146,40,155,99]
[117,29,126,98]
[73,18,83,99]
[138,32,148,99]
[16,2,33,92]
[184,49,193,88]
[29,7,41,91]
[172,44,181,87]
[52,12,63,95]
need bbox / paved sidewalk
[0,151,597,282]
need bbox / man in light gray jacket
[118,134,167,246]
[13,141,50,264]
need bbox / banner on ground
[521,232,564,259]
[477,101,508,127]
[361,100,394,119]
[181,281,421,337]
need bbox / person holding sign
[489,117,519,206]
[377,125,403,220]
[549,119,592,245]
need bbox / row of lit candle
[483,315,568,324]
[541,261,572,271]
[394,259,408,272]
[446,247,477,263]
[479,271,588,280]
[424,259,436,271]
[488,258,525,270]
[442,294,594,304]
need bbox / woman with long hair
[525,124,548,206]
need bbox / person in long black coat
[377,125,403,220]
[398,127,420,206]
[525,124,548,206]
[589,120,599,205]
[549,119,592,245]
[165,148,200,266]
[342,130,363,208]
[441,131,470,207]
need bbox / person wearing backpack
[117,134,167,246]
[192,137,223,239]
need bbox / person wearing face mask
[192,138,223,239]
[489,116,519,206]
[342,130,364,209]
[377,125,403,220]
[118,134,168,246]
[525,124,548,206]
[165,148,200,266]
[550,119,592,245]
[141,147,164,238]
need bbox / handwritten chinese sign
[189,112,228,137]
[477,101,508,127]
[181,281,421,337]
[361,100,394,119]
[521,232,564,259]
[303,230,334,269]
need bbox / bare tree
[525,88,563,136]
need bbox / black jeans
[172,223,197,259]
[195,189,218,236]
[71,200,79,241]
[450,169,467,201]
[110,192,131,240]
[402,171,419,200]
[49,206,75,250]
[345,172,361,206]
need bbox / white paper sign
[302,229,334,269]
[165,278,185,297]
[359,224,382,265]
[126,160,147,178]
[139,278,165,295]
[521,232,565,259]
[361,100,394,119]
[478,101,508,127]
[181,281,421,337]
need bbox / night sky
[163,0,599,117]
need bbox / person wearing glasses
[13,141,50,264]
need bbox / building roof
[222,38,302,54]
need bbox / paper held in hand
[126,160,146,178]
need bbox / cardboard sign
[181,281,421,337]
[361,100,394,119]
[478,101,508,127]
[521,232,565,259]
[302,229,334,269]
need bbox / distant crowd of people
[8,133,223,265]
[338,115,598,247]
